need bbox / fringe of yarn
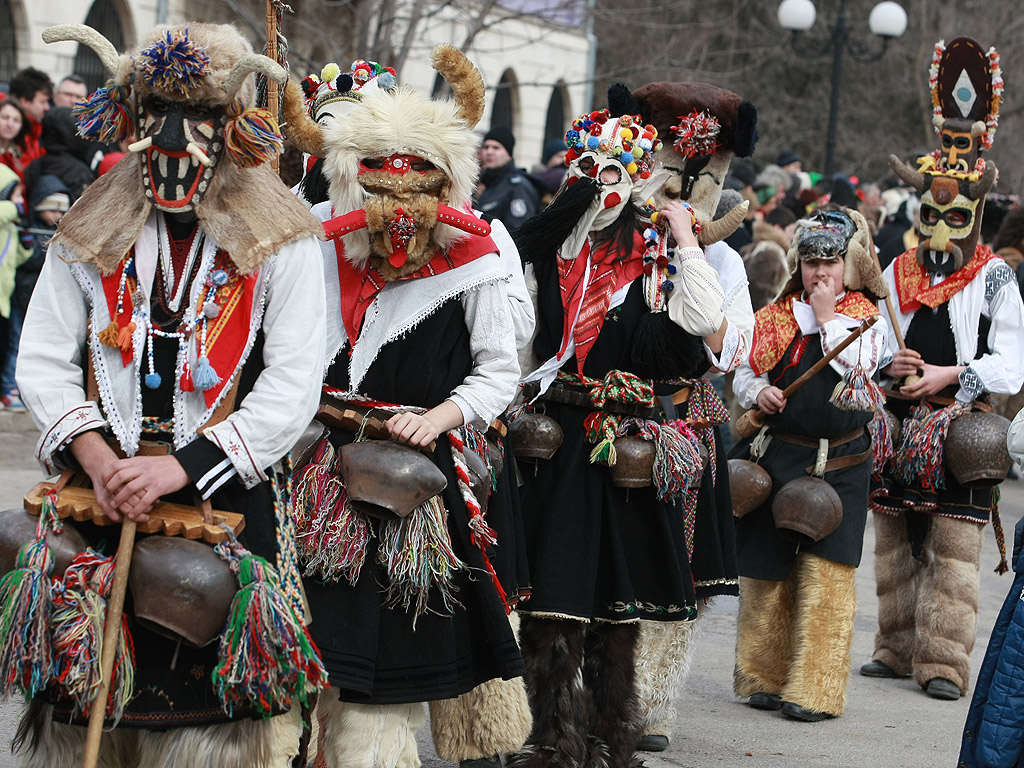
[619,419,704,502]
[868,409,894,473]
[49,550,135,722]
[225,103,284,168]
[683,378,730,486]
[829,365,886,412]
[894,401,969,491]
[139,29,211,97]
[73,83,135,144]
[449,429,508,613]
[212,539,328,718]
[378,496,466,626]
[560,370,655,467]
[193,355,221,391]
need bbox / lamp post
[777,0,908,177]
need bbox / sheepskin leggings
[314,695,424,768]
[513,616,642,768]
[634,606,705,740]
[734,553,857,716]
[429,612,533,761]
[870,512,983,694]
[14,701,302,768]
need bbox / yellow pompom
[321,62,341,83]
[626,162,638,175]
[650,211,659,223]
[620,128,631,140]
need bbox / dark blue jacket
[959,516,1024,768]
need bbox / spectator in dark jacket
[23,107,94,201]
[473,125,539,232]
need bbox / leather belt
[883,388,993,412]
[539,382,660,419]
[771,427,872,475]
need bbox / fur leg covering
[634,609,704,739]
[511,616,589,768]
[870,512,920,676]
[583,622,642,768]
[136,708,302,768]
[430,612,532,760]
[318,693,425,768]
[781,554,857,716]
[734,575,796,698]
[13,700,139,768]
[912,516,983,694]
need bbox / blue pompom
[661,280,675,293]
[566,130,580,142]
[376,72,396,91]
[666,264,677,275]
[620,151,635,165]
[145,372,162,389]
[586,136,600,150]
[643,227,658,242]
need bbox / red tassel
[179,364,194,392]
[116,322,136,353]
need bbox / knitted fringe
[868,409,894,473]
[829,365,886,412]
[225,104,284,168]
[894,402,969,491]
[619,419,704,503]
[73,83,135,144]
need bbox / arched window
[76,0,127,92]
[490,68,518,135]
[543,80,570,145]
[0,0,17,83]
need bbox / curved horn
[281,80,324,156]
[888,153,925,192]
[431,44,485,129]
[42,24,119,75]
[968,162,997,200]
[697,200,748,246]
[221,54,287,98]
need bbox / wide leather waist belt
[772,427,872,475]
[539,382,659,419]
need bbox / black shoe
[747,692,783,711]
[860,660,907,678]
[780,701,836,722]
[461,757,502,768]
[925,677,962,700]
[637,734,669,752]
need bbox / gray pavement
[0,415,1012,767]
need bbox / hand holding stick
[736,316,879,439]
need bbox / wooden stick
[867,238,920,387]
[736,315,879,438]
[266,0,280,174]
[82,519,137,768]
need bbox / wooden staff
[868,240,921,387]
[736,315,880,439]
[82,519,136,768]
[266,0,280,174]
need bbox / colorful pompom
[224,103,284,169]
[139,29,211,98]
[73,83,135,144]
[321,63,341,83]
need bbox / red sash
[893,245,997,314]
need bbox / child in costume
[861,37,1024,702]
[512,88,729,768]
[289,46,526,768]
[731,207,887,722]
[10,22,327,768]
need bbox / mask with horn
[633,81,759,246]
[297,44,487,281]
[888,37,1002,275]
[43,22,319,273]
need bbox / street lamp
[777,0,907,177]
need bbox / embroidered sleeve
[984,261,1016,302]
[819,319,885,378]
[35,404,107,475]
[959,261,1024,400]
[957,366,985,401]
[174,437,237,500]
[666,247,726,337]
[733,359,770,410]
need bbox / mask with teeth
[139,96,224,212]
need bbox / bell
[945,411,1013,487]
[129,537,237,648]
[0,508,88,580]
[728,459,772,518]
[463,445,492,510]
[340,440,448,520]
[772,476,843,545]
[291,419,328,475]
[508,413,563,460]
[486,438,505,478]
[610,436,655,488]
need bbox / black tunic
[732,331,873,582]
[305,297,525,704]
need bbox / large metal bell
[945,411,1012,487]
[0,508,87,579]
[772,476,843,545]
[340,440,447,519]
[463,446,492,510]
[508,413,563,460]
[129,537,237,648]
[610,436,655,488]
[728,460,772,518]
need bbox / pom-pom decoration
[671,109,722,159]
[565,108,660,184]
[73,83,135,144]
[139,29,211,98]
[224,102,284,168]
[829,364,885,412]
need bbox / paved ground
[0,414,1013,767]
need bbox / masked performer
[731,207,886,721]
[628,81,757,751]
[10,22,327,768]
[286,45,525,768]
[861,37,1024,701]
[511,86,729,768]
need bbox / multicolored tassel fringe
[830,364,886,412]
[868,409,895,473]
[561,369,655,466]
[139,29,211,97]
[894,401,969,491]
[212,537,328,718]
[73,83,135,144]
[49,549,135,722]
[225,103,284,168]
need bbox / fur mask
[316,44,486,279]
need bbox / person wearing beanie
[474,125,539,231]
[777,149,802,173]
